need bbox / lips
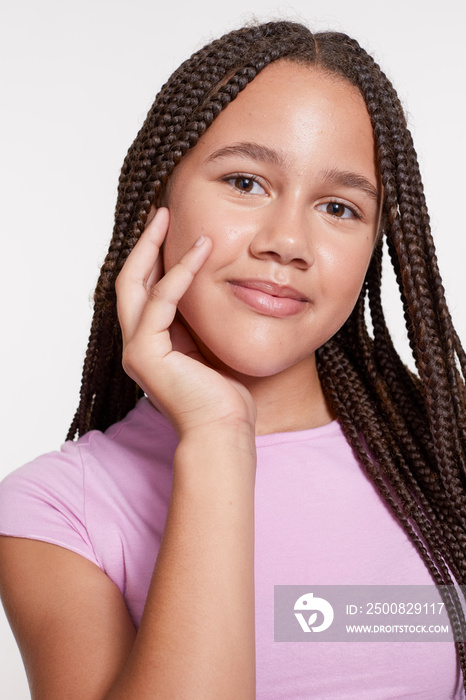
[228,279,309,317]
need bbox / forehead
[211,61,369,134]
[172,60,377,186]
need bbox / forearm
[106,425,257,699]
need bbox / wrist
[173,424,257,492]
[177,419,256,452]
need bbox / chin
[198,336,312,379]
[180,315,317,379]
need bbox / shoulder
[1,398,176,490]
[0,399,177,564]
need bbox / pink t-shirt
[0,398,463,699]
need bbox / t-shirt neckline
[138,397,341,448]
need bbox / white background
[1,0,465,696]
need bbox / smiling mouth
[228,279,309,317]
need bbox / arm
[0,537,137,699]
[109,426,256,699]
[0,207,257,699]
[0,431,255,700]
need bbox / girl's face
[163,60,380,379]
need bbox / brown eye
[327,202,346,217]
[234,176,255,192]
[317,201,357,219]
[225,175,266,195]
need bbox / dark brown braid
[67,21,466,689]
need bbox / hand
[116,208,257,439]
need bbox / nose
[249,201,314,270]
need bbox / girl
[0,20,465,699]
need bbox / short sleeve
[0,442,101,568]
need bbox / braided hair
[68,21,466,687]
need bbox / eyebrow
[206,141,379,202]
[206,142,288,168]
[320,167,379,203]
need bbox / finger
[121,206,168,280]
[116,207,169,342]
[137,235,212,349]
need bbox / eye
[317,201,359,219]
[224,175,266,195]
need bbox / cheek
[163,209,253,274]
[323,240,374,302]
[163,175,205,271]
[162,208,200,272]
[162,225,183,273]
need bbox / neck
[235,355,335,436]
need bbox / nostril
[249,229,314,269]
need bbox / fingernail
[194,235,205,247]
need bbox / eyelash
[223,174,265,195]
[222,173,362,220]
[316,201,361,220]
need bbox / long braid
[317,337,466,673]
[314,30,466,680]
[68,20,466,689]
[319,28,466,528]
